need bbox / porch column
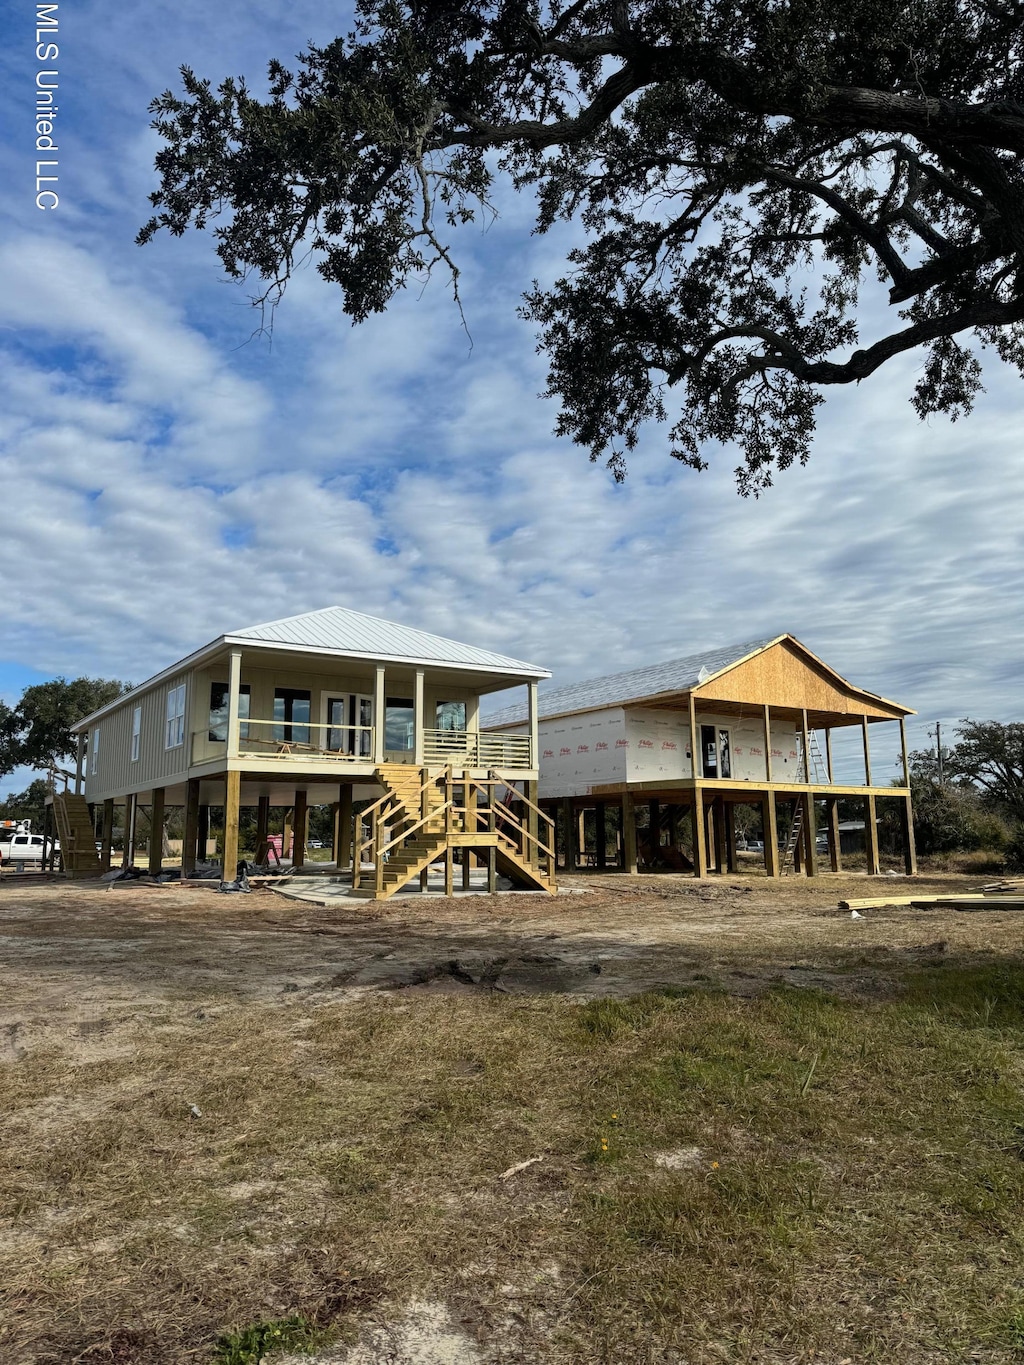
[226,648,243,759]
[804,795,818,877]
[763,704,773,782]
[256,794,270,856]
[413,668,425,766]
[864,793,880,875]
[526,780,540,866]
[623,791,639,874]
[197,805,210,863]
[182,779,200,877]
[373,666,386,763]
[148,788,165,877]
[827,797,842,872]
[690,792,709,878]
[825,728,834,783]
[222,770,240,882]
[595,801,607,870]
[800,709,811,783]
[899,717,911,788]
[292,789,307,869]
[75,733,86,795]
[337,784,353,870]
[901,794,918,875]
[649,799,661,861]
[100,798,114,874]
[123,793,137,868]
[527,681,539,771]
[762,792,780,878]
[862,716,873,787]
[724,802,738,874]
[688,694,701,781]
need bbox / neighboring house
[66,607,553,898]
[483,634,916,878]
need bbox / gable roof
[483,637,777,727]
[227,606,549,676]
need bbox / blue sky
[0,0,1022,797]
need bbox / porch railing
[191,719,375,765]
[422,728,533,769]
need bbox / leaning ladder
[781,802,804,874]
[798,731,830,783]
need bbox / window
[385,697,414,751]
[131,705,141,762]
[273,688,310,744]
[165,682,186,749]
[209,682,251,742]
[436,700,467,732]
[90,727,100,774]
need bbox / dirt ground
[0,868,1015,1056]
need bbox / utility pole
[929,722,944,784]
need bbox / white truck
[0,820,58,870]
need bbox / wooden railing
[192,720,375,764]
[422,728,533,768]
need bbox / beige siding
[83,674,192,802]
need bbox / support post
[222,770,240,882]
[226,648,242,760]
[724,802,737,874]
[800,708,811,783]
[338,785,353,870]
[527,681,539,773]
[413,668,425,766]
[100,798,114,874]
[75,733,86,796]
[804,795,818,877]
[690,792,709,878]
[292,789,307,870]
[256,794,270,855]
[488,790,497,891]
[595,801,607,870]
[825,728,834,783]
[899,717,911,788]
[712,798,727,874]
[623,791,639,874]
[373,665,386,763]
[197,804,210,863]
[148,788,165,877]
[182,779,200,877]
[827,797,842,872]
[463,781,477,889]
[864,793,880,875]
[526,779,539,867]
[901,794,918,875]
[123,793,137,868]
[561,798,576,870]
[763,792,780,878]
[862,715,873,787]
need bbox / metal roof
[483,637,780,727]
[227,606,549,676]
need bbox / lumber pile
[840,881,1024,912]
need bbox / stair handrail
[378,801,454,858]
[355,766,447,888]
[488,771,555,837]
[490,796,556,875]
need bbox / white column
[226,649,242,760]
[413,668,425,765]
[373,666,386,763]
[75,733,86,795]
[528,681,539,771]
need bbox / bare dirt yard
[2,871,1024,1363]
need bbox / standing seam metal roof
[229,606,549,676]
[482,637,778,727]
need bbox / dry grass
[3,877,1024,1362]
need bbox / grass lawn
[4,953,1024,1361]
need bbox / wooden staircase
[51,791,102,878]
[352,766,556,901]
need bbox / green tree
[140,0,1024,491]
[0,678,130,777]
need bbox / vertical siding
[82,675,191,802]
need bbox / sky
[0,0,1021,797]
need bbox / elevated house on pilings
[63,607,555,899]
[483,635,917,879]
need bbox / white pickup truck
[0,823,57,870]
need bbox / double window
[165,682,186,749]
[273,688,311,745]
[436,700,467,732]
[209,683,251,742]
